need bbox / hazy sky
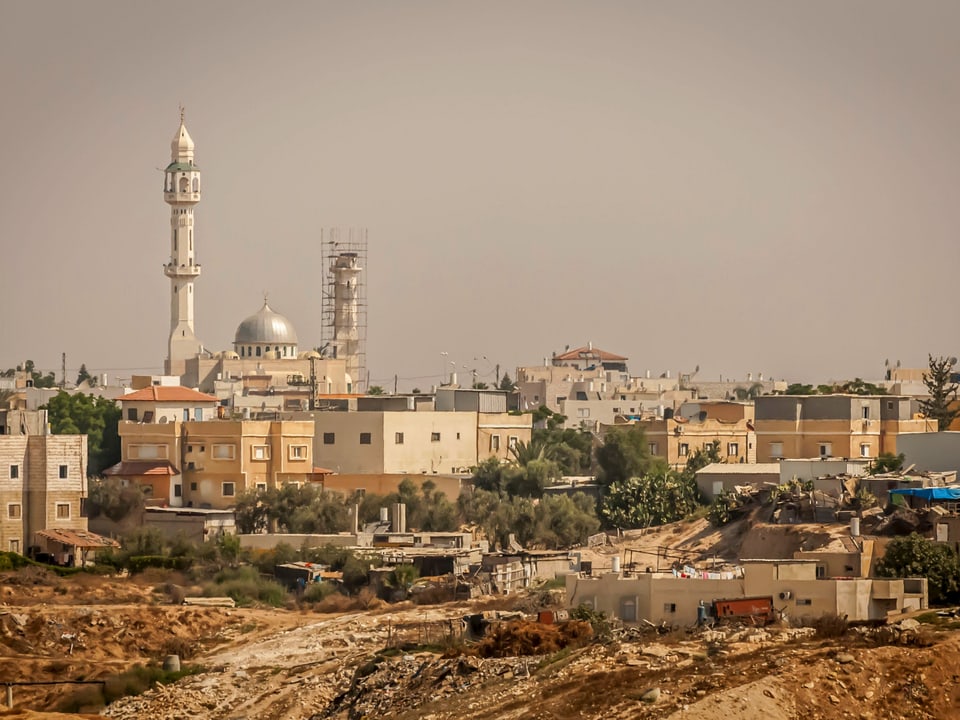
[2,1,958,390]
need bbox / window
[887,401,894,411]
[576,408,590,418]
[127,408,138,421]
[187,445,193,453]
[323,432,335,445]
[194,408,202,421]
[395,432,404,445]
[663,603,676,613]
[508,436,519,450]
[359,432,372,445]
[861,406,870,419]
[256,482,267,492]
[174,484,182,497]
[252,445,270,460]
[8,539,19,553]
[212,444,236,460]
[796,598,812,606]
[7,503,21,519]
[80,498,88,517]
[679,443,689,457]
[490,435,501,451]
[190,482,197,491]
[456,432,461,440]
[770,442,783,458]
[727,442,739,457]
[56,503,70,519]
[819,443,832,458]
[256,346,262,357]
[289,445,308,460]
[816,566,826,579]
[222,482,235,497]
[860,443,872,458]
[431,432,441,442]
[648,442,659,455]
[9,465,18,480]
[58,465,68,479]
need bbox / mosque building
[159,113,359,407]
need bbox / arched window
[179,176,189,192]
[192,177,199,192]
[256,347,261,357]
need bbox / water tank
[379,507,389,523]
[611,555,621,574]
[850,517,861,537]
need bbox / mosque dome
[235,301,299,345]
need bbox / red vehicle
[709,596,777,626]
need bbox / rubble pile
[472,619,593,658]
[313,654,536,720]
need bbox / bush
[303,581,338,603]
[204,566,287,607]
[127,555,194,574]
[58,663,202,711]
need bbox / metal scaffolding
[320,228,368,393]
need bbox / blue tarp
[888,487,960,501]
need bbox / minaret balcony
[164,262,202,278]
[164,192,201,204]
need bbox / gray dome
[234,301,299,345]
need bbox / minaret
[163,109,203,376]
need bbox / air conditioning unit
[779,591,793,600]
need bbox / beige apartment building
[606,401,757,468]
[294,404,532,476]
[0,434,89,557]
[567,559,927,625]
[754,395,935,462]
[110,408,320,509]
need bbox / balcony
[164,192,200,203]
[164,262,202,278]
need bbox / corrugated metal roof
[103,460,180,476]
[36,528,120,549]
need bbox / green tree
[785,383,816,395]
[367,385,385,395]
[595,425,664,487]
[45,391,121,476]
[600,467,704,530]
[920,355,959,431]
[472,382,489,390]
[731,383,764,400]
[76,363,93,386]
[683,440,722,475]
[868,452,905,474]
[86,477,145,522]
[498,372,515,392]
[874,533,960,604]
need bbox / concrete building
[108,414,321,509]
[754,395,935,462]
[566,559,927,625]
[695,463,780,500]
[0,434,101,561]
[608,402,757,468]
[119,385,220,424]
[898,431,960,478]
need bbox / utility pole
[394,374,398,395]
[309,356,317,411]
[495,363,500,387]
[60,353,66,389]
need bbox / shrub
[303,581,338,603]
[127,556,193,574]
[204,566,287,607]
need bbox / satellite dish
[950,357,958,366]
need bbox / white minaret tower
[163,109,203,376]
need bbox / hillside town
[1,113,960,719]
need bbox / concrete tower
[321,229,367,392]
[163,110,203,376]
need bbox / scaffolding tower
[321,228,368,393]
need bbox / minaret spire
[163,111,203,376]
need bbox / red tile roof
[104,460,181,476]
[121,386,218,403]
[553,345,628,362]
